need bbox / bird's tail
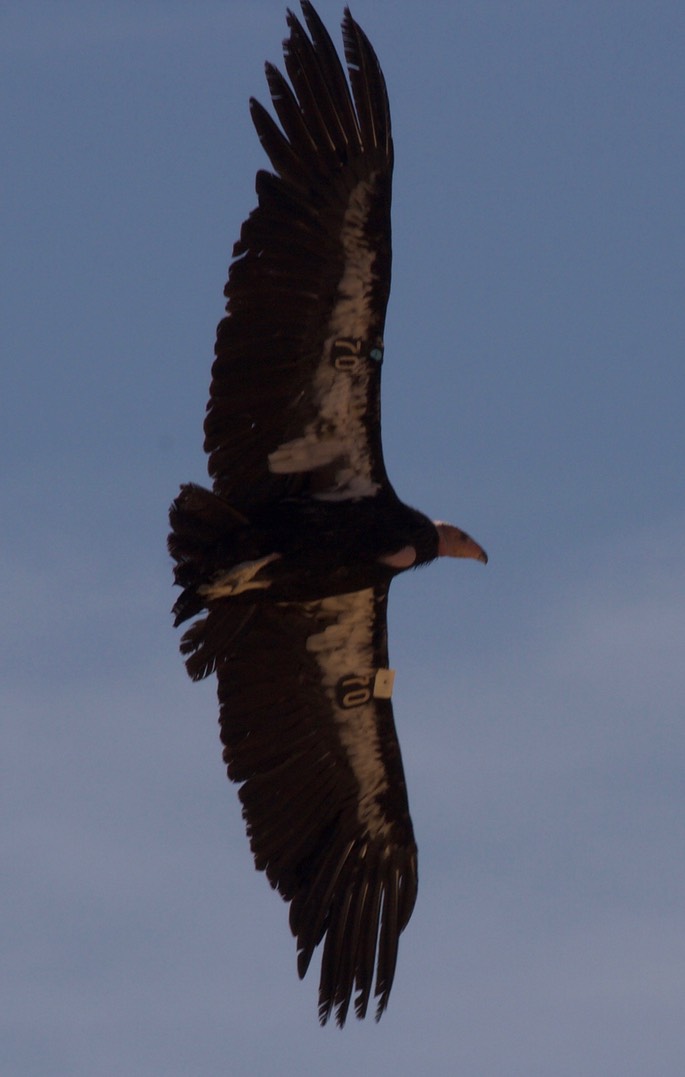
[168,484,256,679]
[168,483,248,621]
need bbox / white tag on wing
[373,669,395,700]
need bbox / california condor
[169,1,487,1026]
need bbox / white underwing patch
[304,589,395,838]
[267,177,382,501]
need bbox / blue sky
[3,1,684,1073]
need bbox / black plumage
[169,2,487,1026]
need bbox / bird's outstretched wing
[204,2,394,511]
[181,584,417,1026]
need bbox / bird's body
[172,484,445,606]
[169,2,486,1026]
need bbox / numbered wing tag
[373,668,395,699]
[335,670,395,708]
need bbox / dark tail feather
[168,482,248,626]
[169,483,256,680]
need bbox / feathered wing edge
[250,3,391,194]
[203,2,393,508]
[178,583,418,1025]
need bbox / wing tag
[330,337,384,372]
[373,668,395,699]
[331,337,362,372]
[335,669,395,708]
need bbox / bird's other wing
[181,583,417,1025]
[205,2,394,511]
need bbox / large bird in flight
[169,1,487,1026]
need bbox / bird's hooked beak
[434,522,488,564]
